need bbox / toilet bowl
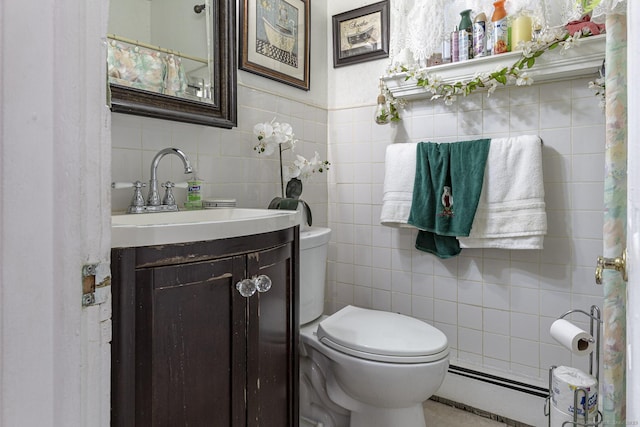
[298,227,449,427]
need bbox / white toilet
[299,227,450,427]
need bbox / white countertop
[111,208,302,248]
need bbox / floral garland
[383,27,605,121]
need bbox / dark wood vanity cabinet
[111,227,299,427]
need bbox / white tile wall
[110,85,329,226]
[111,76,605,388]
[326,77,606,386]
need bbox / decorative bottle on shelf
[442,37,451,64]
[491,0,509,54]
[472,12,488,58]
[458,9,473,61]
[450,26,459,63]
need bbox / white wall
[327,1,389,109]
[108,0,151,40]
[325,78,605,423]
[239,0,329,108]
[322,1,606,423]
[111,85,330,225]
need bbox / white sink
[111,208,301,248]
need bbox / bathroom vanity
[110,209,300,427]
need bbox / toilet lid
[317,306,449,363]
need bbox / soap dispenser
[185,173,203,209]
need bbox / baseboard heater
[448,365,549,399]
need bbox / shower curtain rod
[107,33,209,65]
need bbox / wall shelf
[382,34,605,101]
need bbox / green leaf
[526,57,536,68]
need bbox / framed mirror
[107,0,236,128]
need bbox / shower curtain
[600,10,628,426]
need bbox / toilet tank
[299,227,331,325]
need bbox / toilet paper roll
[550,405,595,427]
[551,366,598,419]
[550,319,595,355]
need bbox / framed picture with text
[332,1,389,68]
[240,0,310,90]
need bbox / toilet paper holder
[544,305,603,427]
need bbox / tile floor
[423,399,508,426]
[300,399,510,427]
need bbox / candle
[511,15,532,50]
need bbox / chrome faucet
[111,148,194,213]
[147,148,193,207]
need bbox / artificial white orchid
[252,118,330,198]
[252,119,331,226]
[288,152,330,181]
[252,118,297,156]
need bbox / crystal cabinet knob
[236,278,257,297]
[254,275,272,293]
[235,275,272,297]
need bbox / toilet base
[349,404,426,427]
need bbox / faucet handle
[131,181,146,207]
[112,181,138,189]
[162,181,176,206]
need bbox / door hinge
[82,263,111,306]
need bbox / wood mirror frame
[109,0,237,128]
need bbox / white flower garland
[383,27,604,120]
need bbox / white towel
[380,142,418,228]
[458,135,547,249]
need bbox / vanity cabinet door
[111,227,299,427]
[135,255,248,427]
[246,242,299,427]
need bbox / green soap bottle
[185,174,203,209]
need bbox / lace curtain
[389,0,627,64]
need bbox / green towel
[407,139,490,258]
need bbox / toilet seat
[317,306,449,364]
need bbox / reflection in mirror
[107,0,236,128]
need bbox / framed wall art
[332,0,389,68]
[240,0,310,90]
